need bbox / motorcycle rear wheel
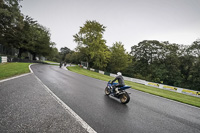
[120,92,130,104]
[105,87,111,96]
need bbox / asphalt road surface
[29,64,200,133]
[1,64,200,133]
[0,70,88,133]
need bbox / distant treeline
[0,0,57,60]
[61,21,200,91]
[1,1,199,91]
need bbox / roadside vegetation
[44,60,59,64]
[68,66,200,108]
[0,63,31,80]
[66,20,200,92]
[43,60,60,66]
[1,0,199,92]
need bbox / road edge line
[29,64,33,73]
[31,66,96,133]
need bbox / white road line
[0,73,31,83]
[1,64,96,132]
[31,65,96,133]
[29,64,33,73]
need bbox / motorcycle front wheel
[120,92,130,104]
[105,87,111,96]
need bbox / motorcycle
[59,62,62,68]
[105,80,131,104]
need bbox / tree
[130,40,183,84]
[24,23,52,60]
[73,20,110,70]
[65,51,81,64]
[46,43,60,62]
[188,39,200,57]
[187,39,200,90]
[60,47,71,61]
[188,57,200,91]
[178,44,195,88]
[0,0,24,51]
[1,1,53,59]
[130,40,165,80]
[107,42,131,73]
[15,16,37,58]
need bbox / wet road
[31,64,200,133]
[0,71,88,133]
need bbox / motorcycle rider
[111,72,125,94]
[59,61,63,68]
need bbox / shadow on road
[103,95,130,113]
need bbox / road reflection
[103,95,130,114]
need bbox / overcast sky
[20,0,200,52]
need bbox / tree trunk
[18,48,24,59]
[32,53,36,60]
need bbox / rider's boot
[115,88,119,94]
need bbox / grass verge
[0,62,31,80]
[44,60,59,64]
[67,65,200,108]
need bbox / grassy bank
[44,60,59,64]
[67,65,200,108]
[0,62,31,80]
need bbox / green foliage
[186,40,200,90]
[0,0,24,46]
[129,39,200,91]
[46,43,60,62]
[73,20,110,70]
[130,40,165,79]
[188,57,200,90]
[0,1,56,60]
[65,51,81,64]
[27,23,52,59]
[67,65,113,81]
[108,42,131,73]
[60,47,71,61]
[72,20,200,91]
[68,65,200,108]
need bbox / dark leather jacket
[112,75,125,86]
